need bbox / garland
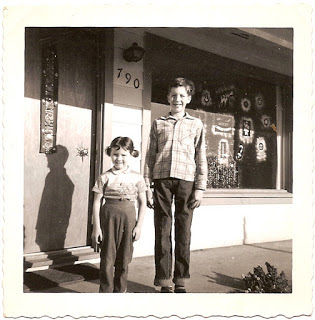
[40,45,58,154]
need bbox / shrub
[242,262,292,293]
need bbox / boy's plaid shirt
[144,112,208,190]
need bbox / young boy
[144,77,208,293]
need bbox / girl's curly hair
[105,136,139,158]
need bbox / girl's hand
[132,225,142,241]
[146,188,154,209]
[92,226,103,245]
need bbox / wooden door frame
[86,28,114,245]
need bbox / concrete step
[23,262,100,292]
[24,247,100,272]
[24,247,96,261]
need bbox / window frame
[201,84,293,205]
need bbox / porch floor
[24,240,292,293]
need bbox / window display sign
[207,113,234,157]
[213,114,233,135]
[205,113,238,187]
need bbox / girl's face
[167,86,192,116]
[110,147,131,171]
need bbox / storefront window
[147,30,292,192]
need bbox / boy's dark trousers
[99,199,136,293]
[153,178,194,287]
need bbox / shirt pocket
[181,130,196,146]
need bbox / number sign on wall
[114,47,143,90]
[116,68,141,89]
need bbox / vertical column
[276,85,283,190]
[112,28,146,173]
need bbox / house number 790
[117,68,140,89]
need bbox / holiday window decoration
[255,92,265,110]
[239,117,254,144]
[217,139,229,165]
[235,143,245,161]
[215,85,236,111]
[255,137,267,162]
[201,89,212,108]
[240,97,251,112]
[40,45,58,154]
[260,115,271,129]
[207,155,239,189]
[211,114,234,137]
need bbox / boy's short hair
[168,77,195,96]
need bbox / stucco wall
[133,203,293,258]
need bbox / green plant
[242,262,292,293]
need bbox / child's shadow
[35,145,74,252]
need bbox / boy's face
[110,147,131,171]
[167,86,191,116]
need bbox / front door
[24,28,99,253]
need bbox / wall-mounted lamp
[123,42,145,62]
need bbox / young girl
[92,137,147,293]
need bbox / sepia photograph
[1,2,314,319]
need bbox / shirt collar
[160,112,194,121]
[111,166,131,175]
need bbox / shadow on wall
[35,145,74,252]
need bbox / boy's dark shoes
[160,286,173,293]
[174,285,186,293]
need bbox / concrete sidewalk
[24,240,292,293]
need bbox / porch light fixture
[123,42,145,62]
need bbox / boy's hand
[132,225,142,241]
[146,188,154,209]
[188,189,204,210]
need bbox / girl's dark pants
[153,178,194,287]
[99,199,136,293]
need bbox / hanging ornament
[215,85,235,110]
[255,137,267,162]
[240,97,251,112]
[255,92,265,110]
[260,115,271,129]
[217,139,229,165]
[235,143,245,161]
[201,89,212,108]
[239,117,254,144]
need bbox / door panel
[24,28,97,253]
